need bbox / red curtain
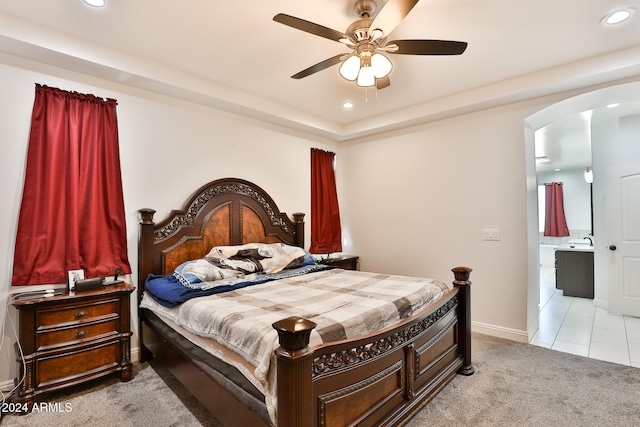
[310,148,342,254]
[544,182,570,237]
[12,85,131,286]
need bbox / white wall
[0,55,336,387]
[338,99,555,340]
[338,86,626,340]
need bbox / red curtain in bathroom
[11,84,131,285]
[309,148,342,254]
[544,182,570,237]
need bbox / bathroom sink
[567,238,594,245]
[556,243,594,252]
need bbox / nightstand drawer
[36,341,119,387]
[36,299,119,327]
[36,317,119,350]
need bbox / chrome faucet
[583,236,593,246]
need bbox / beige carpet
[0,361,219,427]
[3,333,640,426]
[403,333,640,427]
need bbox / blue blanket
[145,263,332,307]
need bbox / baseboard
[472,321,529,343]
[0,378,14,394]
[593,298,608,310]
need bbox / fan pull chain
[363,86,380,103]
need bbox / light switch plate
[483,228,500,241]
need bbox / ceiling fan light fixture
[371,53,392,78]
[356,54,375,87]
[339,55,361,81]
[356,66,375,87]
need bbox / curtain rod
[543,181,563,185]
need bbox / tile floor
[530,266,640,368]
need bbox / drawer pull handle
[76,330,87,338]
[75,311,88,318]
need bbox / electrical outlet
[483,228,500,241]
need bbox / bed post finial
[273,316,316,351]
[452,266,474,376]
[272,316,316,427]
[139,208,156,224]
[452,266,471,284]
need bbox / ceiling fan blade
[376,76,390,89]
[291,54,346,79]
[370,0,420,36]
[388,39,468,55]
[274,14,348,43]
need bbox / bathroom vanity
[555,243,594,299]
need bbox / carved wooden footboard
[137,178,473,427]
[273,268,472,427]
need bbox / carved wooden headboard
[137,178,305,302]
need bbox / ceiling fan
[273,0,468,89]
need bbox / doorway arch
[524,80,640,340]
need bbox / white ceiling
[0,0,640,146]
[534,97,640,173]
[535,113,594,173]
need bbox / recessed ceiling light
[342,102,354,109]
[602,8,635,25]
[606,103,620,108]
[83,0,105,7]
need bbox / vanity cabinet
[555,250,594,298]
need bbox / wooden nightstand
[320,255,359,270]
[12,283,134,409]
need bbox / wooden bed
[137,177,473,427]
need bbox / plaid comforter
[141,268,449,423]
